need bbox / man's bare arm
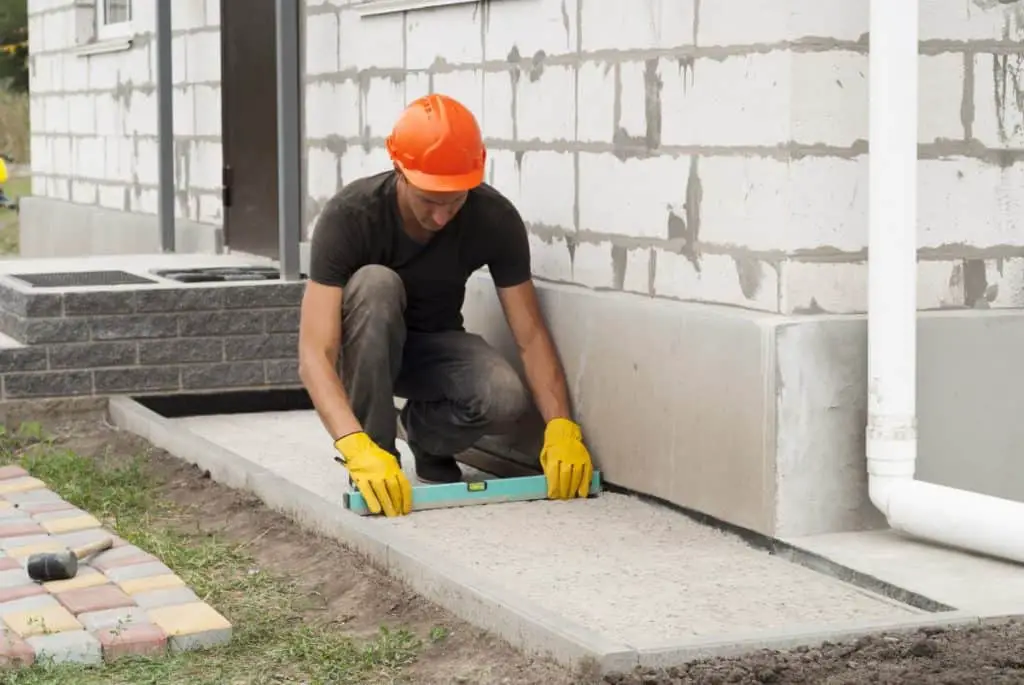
[298,280,363,440]
[496,280,572,423]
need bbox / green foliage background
[0,0,27,93]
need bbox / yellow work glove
[539,418,593,500]
[335,432,412,517]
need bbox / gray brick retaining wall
[0,282,303,400]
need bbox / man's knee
[343,265,406,336]
[476,358,530,427]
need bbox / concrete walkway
[109,399,1005,674]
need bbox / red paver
[0,628,34,667]
[0,584,45,604]
[0,558,20,572]
[55,584,135,615]
[0,467,28,481]
[0,522,44,539]
[11,501,75,515]
[96,622,167,662]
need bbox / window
[97,0,133,40]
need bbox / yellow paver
[3,604,82,637]
[119,574,186,595]
[40,514,102,535]
[7,541,63,558]
[0,478,45,495]
[148,602,231,637]
[44,569,108,594]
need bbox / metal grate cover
[8,270,159,288]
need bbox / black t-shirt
[308,170,532,333]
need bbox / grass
[0,174,30,255]
[0,87,32,256]
[0,422,441,684]
[0,89,29,165]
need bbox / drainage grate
[8,270,159,288]
[153,266,281,284]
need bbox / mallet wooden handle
[71,537,114,561]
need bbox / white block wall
[27,0,223,226]
[303,0,1024,314]
[24,0,1024,316]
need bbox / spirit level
[342,471,603,516]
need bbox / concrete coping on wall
[107,395,1000,675]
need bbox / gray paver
[104,561,174,583]
[0,594,59,616]
[132,587,199,610]
[27,630,103,665]
[0,535,51,550]
[5,490,62,504]
[77,606,152,632]
[87,545,159,573]
[51,529,114,549]
[0,568,31,588]
[168,625,232,653]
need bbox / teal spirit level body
[342,471,603,516]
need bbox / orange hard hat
[386,94,486,193]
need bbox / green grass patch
[0,422,439,684]
[0,174,29,255]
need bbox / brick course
[0,281,304,400]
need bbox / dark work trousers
[339,264,530,460]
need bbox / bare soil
[5,398,1024,685]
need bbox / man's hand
[539,418,594,499]
[335,432,412,516]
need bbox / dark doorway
[220,0,279,259]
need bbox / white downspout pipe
[868,0,1024,564]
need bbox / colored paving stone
[0,627,34,667]
[0,584,46,604]
[0,521,44,539]
[3,602,82,637]
[43,567,108,594]
[119,574,186,596]
[133,587,199,610]
[56,584,135,615]
[0,478,45,496]
[26,630,102,665]
[96,622,168,662]
[77,606,151,632]
[148,602,232,652]
[39,514,102,535]
[0,466,29,480]
[89,545,159,572]
[13,501,75,515]
[4,489,62,505]
[0,476,232,672]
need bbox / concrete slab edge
[106,396,638,674]
[634,610,984,669]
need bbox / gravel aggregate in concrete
[176,411,922,649]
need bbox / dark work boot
[399,404,463,484]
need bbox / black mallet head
[26,537,114,583]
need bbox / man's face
[402,181,469,233]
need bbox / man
[298,93,594,517]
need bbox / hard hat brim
[400,164,484,193]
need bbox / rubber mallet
[26,537,114,583]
